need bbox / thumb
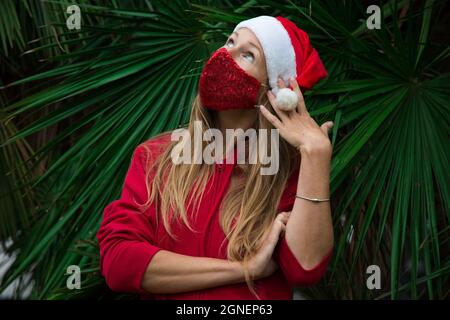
[320,121,334,135]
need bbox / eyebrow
[230,31,262,56]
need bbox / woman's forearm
[141,249,245,294]
[285,145,334,270]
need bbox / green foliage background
[0,0,449,299]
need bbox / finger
[277,77,286,89]
[272,214,287,234]
[289,77,308,115]
[264,219,285,250]
[276,216,288,226]
[320,121,334,135]
[274,219,286,236]
[276,212,289,224]
[259,105,283,129]
[267,91,289,121]
[279,223,287,236]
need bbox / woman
[97,15,334,300]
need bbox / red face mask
[199,47,262,111]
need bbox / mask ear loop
[253,82,273,116]
[253,82,270,109]
[260,82,273,95]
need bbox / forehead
[232,28,263,50]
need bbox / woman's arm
[286,145,334,269]
[273,163,333,287]
[260,77,334,272]
[141,250,244,294]
[142,212,287,294]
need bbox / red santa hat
[233,15,328,111]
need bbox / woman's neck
[214,109,258,134]
[213,109,258,164]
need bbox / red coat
[97,132,332,299]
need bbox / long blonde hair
[140,85,299,299]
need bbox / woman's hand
[259,77,333,155]
[247,212,290,279]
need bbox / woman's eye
[243,52,255,62]
[226,38,234,47]
[225,38,254,63]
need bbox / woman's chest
[151,167,239,258]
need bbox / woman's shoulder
[136,130,174,163]
[140,131,173,148]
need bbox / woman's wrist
[299,141,332,158]
[228,260,246,284]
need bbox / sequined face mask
[199,47,262,111]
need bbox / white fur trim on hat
[233,15,297,97]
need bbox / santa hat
[233,15,328,111]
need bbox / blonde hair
[140,86,299,299]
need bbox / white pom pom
[275,88,298,111]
